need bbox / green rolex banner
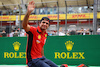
[0,35,100,66]
[44,35,100,66]
[0,37,27,64]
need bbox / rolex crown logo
[65,41,74,51]
[13,41,21,51]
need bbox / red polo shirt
[26,26,47,64]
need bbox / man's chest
[34,33,47,45]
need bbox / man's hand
[27,1,35,15]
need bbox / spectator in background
[13,30,18,37]
[77,28,85,35]
[1,30,7,37]
[97,27,100,35]
[39,8,42,14]
[54,5,57,14]
[69,30,76,35]
[85,28,91,35]
[66,30,70,36]
[50,8,53,14]
[42,7,45,14]
[89,29,93,35]
[9,30,14,37]
[44,5,48,14]
[20,29,26,37]
[39,8,44,14]
[59,27,65,36]
[47,30,53,36]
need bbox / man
[1,30,6,37]
[22,1,58,67]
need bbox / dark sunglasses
[42,22,49,25]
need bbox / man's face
[39,20,49,30]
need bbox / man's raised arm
[22,1,35,32]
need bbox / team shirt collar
[37,26,47,34]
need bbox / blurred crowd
[48,28,94,36]
[0,5,97,37]
[0,27,100,37]
[0,29,27,37]
[0,5,93,15]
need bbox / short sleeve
[26,26,36,35]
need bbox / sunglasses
[42,22,49,25]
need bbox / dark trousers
[28,56,58,67]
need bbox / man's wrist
[26,11,31,17]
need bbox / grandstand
[0,0,98,37]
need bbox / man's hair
[40,17,50,23]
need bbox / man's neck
[41,29,46,34]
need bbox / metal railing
[0,0,100,37]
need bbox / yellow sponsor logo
[13,41,21,51]
[65,41,74,51]
[4,41,26,58]
[54,52,85,59]
[4,52,26,58]
[54,40,85,59]
[36,40,40,44]
[38,35,41,39]
[45,34,47,37]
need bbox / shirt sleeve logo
[45,34,47,37]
